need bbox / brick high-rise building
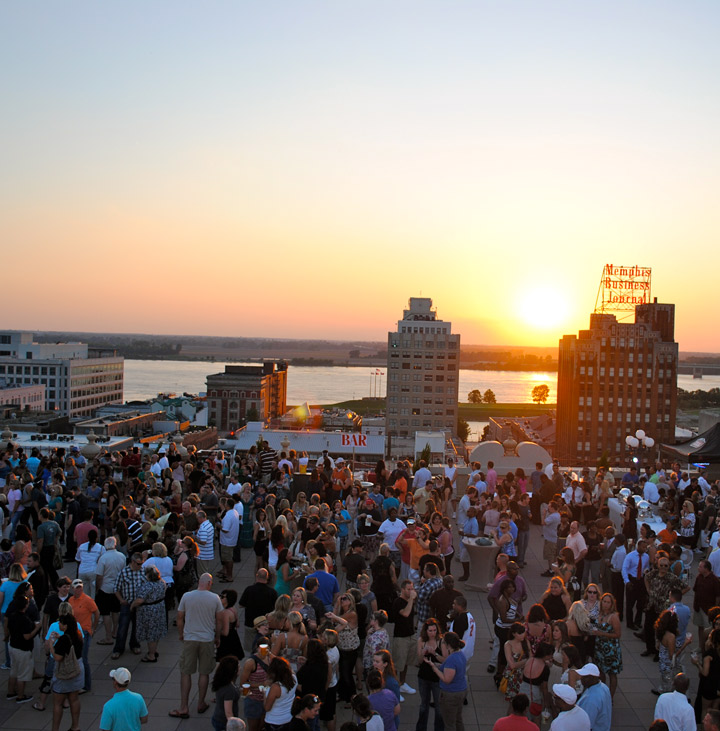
[385,298,460,438]
[206,361,288,433]
[556,299,678,465]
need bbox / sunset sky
[2,2,719,350]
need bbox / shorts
[220,544,234,562]
[543,540,558,562]
[392,634,416,672]
[694,610,708,628]
[96,589,121,616]
[244,697,265,719]
[338,535,349,553]
[9,647,33,682]
[179,640,216,675]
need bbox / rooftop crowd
[1,441,720,731]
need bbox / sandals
[96,639,114,645]
[169,710,190,719]
[197,703,210,714]
[141,654,158,663]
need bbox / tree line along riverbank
[310,398,556,418]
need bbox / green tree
[467,389,483,404]
[415,443,432,471]
[482,389,497,404]
[531,384,550,404]
[457,418,471,442]
[246,405,260,422]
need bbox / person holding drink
[240,639,272,731]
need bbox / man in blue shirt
[669,587,691,638]
[100,667,148,731]
[576,663,612,731]
[621,539,650,630]
[303,559,339,610]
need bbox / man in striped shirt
[195,511,215,576]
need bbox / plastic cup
[259,643,269,658]
[242,684,251,697]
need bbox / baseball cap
[109,667,131,685]
[576,663,600,677]
[71,579,84,588]
[552,683,577,704]
[407,518,416,525]
[336,457,345,463]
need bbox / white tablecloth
[608,497,665,535]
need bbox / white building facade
[0,332,124,418]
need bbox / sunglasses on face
[587,590,598,594]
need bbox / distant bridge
[678,363,720,378]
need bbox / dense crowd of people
[2,442,720,730]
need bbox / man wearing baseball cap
[576,663,611,731]
[550,684,590,730]
[100,668,148,731]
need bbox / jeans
[582,559,603,587]
[82,630,92,691]
[338,648,358,701]
[113,603,139,654]
[416,677,444,731]
[438,689,466,731]
[516,530,529,564]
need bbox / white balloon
[635,429,646,440]
[644,437,655,448]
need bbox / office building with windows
[385,298,460,438]
[556,299,678,464]
[0,332,124,419]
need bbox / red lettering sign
[340,434,368,447]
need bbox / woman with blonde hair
[540,576,571,621]
[267,594,292,636]
[272,609,308,672]
[566,600,591,659]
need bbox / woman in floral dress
[132,565,167,662]
[592,593,623,697]
[502,622,529,702]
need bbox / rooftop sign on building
[594,264,652,314]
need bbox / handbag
[55,644,81,680]
[498,675,508,694]
[337,625,360,651]
[528,681,543,717]
[53,546,64,570]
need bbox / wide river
[122,359,720,406]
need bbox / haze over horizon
[3,3,718,349]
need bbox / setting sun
[517,288,570,330]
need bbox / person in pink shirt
[486,462,498,494]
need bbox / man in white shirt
[219,499,240,582]
[226,476,242,496]
[158,450,169,472]
[549,683,590,730]
[699,471,713,497]
[412,460,432,489]
[643,480,660,504]
[653,673,695,731]
[149,455,162,479]
[566,522,588,562]
[378,508,405,571]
